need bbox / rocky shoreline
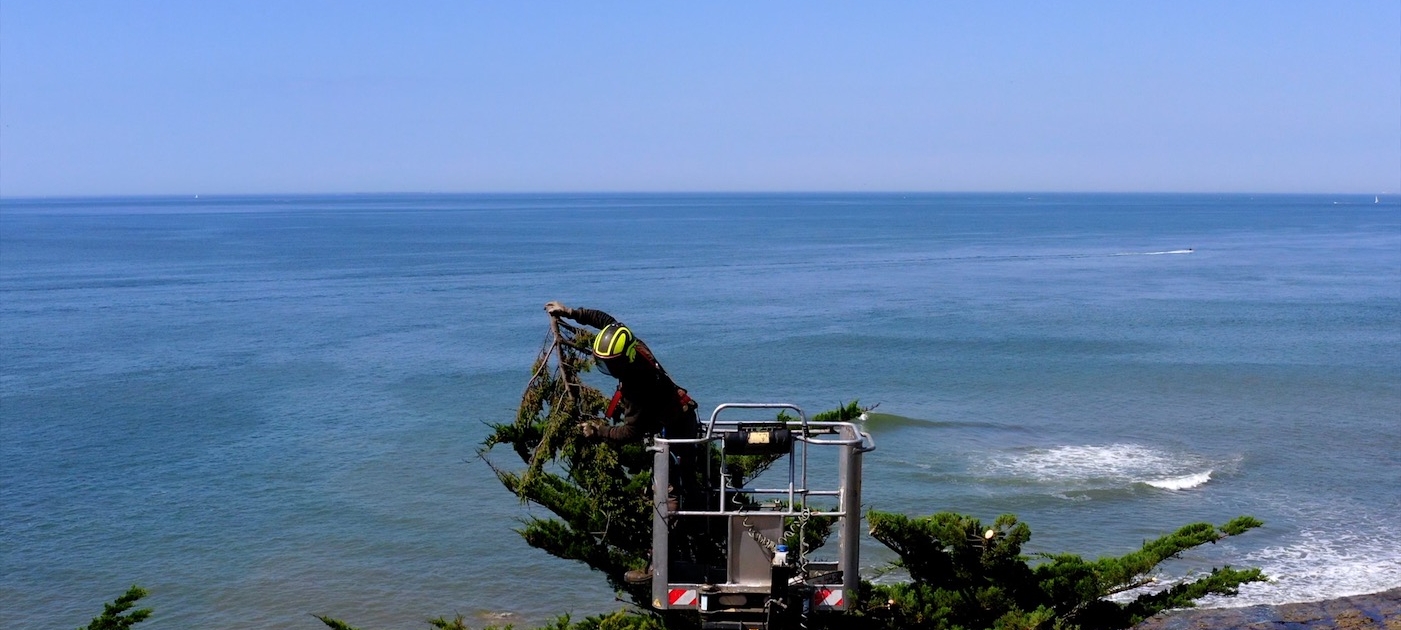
[1134,588,1401,630]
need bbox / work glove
[578,420,603,438]
[544,301,570,317]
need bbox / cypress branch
[80,586,152,630]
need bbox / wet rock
[1134,588,1401,630]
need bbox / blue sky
[2,1,1398,196]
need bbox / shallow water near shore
[2,193,1399,629]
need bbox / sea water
[2,193,1398,629]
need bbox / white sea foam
[1110,524,1401,607]
[985,443,1216,493]
[989,443,1175,479]
[1198,527,1401,607]
[1144,470,1212,490]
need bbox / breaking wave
[1143,470,1213,490]
[983,443,1218,494]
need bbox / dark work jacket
[570,308,698,442]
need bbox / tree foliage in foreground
[858,511,1264,629]
[79,586,152,630]
[477,317,668,611]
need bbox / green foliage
[426,613,515,630]
[426,614,473,629]
[80,585,152,630]
[480,321,658,604]
[862,511,1266,630]
[1220,516,1264,536]
[319,612,522,630]
[315,615,362,630]
[539,610,667,630]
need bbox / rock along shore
[1133,588,1401,630]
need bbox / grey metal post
[651,442,671,608]
[841,439,864,600]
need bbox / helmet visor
[597,356,630,377]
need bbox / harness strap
[606,385,624,420]
[635,341,697,411]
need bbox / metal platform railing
[649,403,875,619]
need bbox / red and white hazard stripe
[668,588,698,608]
[812,588,844,610]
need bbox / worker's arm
[595,379,673,441]
[544,301,619,330]
[596,415,643,441]
[568,307,619,330]
[584,391,642,441]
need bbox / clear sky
[2,1,1398,196]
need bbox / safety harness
[605,340,697,421]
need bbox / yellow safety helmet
[592,324,637,375]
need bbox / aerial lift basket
[650,403,876,630]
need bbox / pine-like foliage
[861,512,1266,630]
[79,586,152,630]
[314,615,362,630]
[480,318,658,606]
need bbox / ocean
[1,193,1398,629]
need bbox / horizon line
[2,189,1395,202]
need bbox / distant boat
[1376,196,1381,204]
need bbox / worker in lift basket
[544,302,699,444]
[545,301,702,584]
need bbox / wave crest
[1144,470,1212,490]
[984,443,1218,494]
